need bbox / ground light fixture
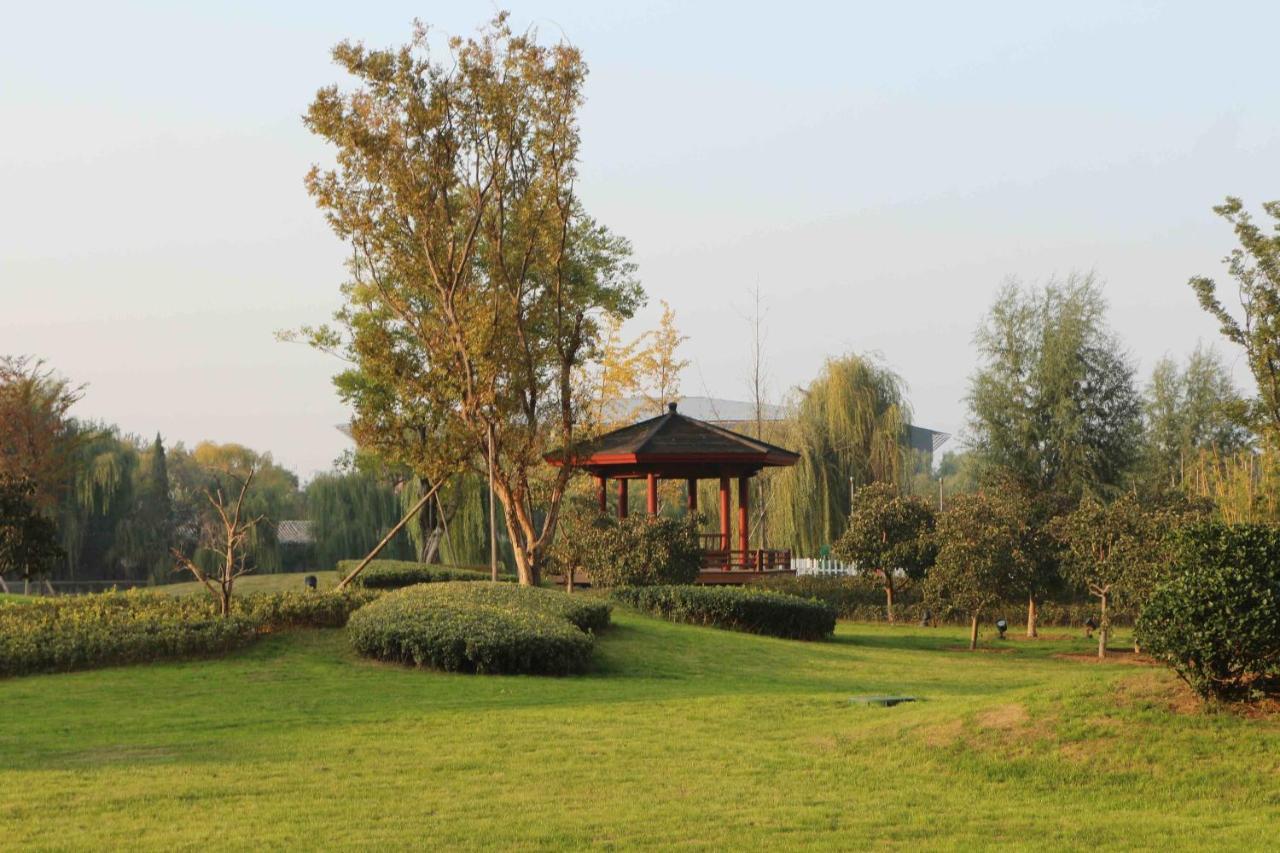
[996,619,1008,639]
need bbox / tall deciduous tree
[926,490,1032,650]
[299,17,642,586]
[967,273,1141,636]
[0,356,84,512]
[1190,197,1280,439]
[636,299,690,415]
[1141,346,1251,489]
[968,273,1141,500]
[833,482,935,623]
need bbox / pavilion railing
[699,547,792,572]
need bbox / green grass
[0,614,1276,850]
[157,570,342,596]
[0,593,36,605]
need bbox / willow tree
[299,17,641,586]
[770,354,910,555]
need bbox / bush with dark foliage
[554,512,702,587]
[1137,522,1280,701]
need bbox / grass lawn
[0,593,37,605]
[0,613,1276,850]
[157,570,343,596]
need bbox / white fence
[793,557,859,577]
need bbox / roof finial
[667,401,678,413]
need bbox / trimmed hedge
[337,560,494,590]
[0,588,378,678]
[1137,523,1280,701]
[347,582,603,675]
[0,591,256,677]
[612,585,836,640]
[234,589,379,631]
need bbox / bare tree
[173,468,263,617]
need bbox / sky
[2,1,1278,479]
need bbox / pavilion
[546,402,800,583]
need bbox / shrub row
[337,560,494,590]
[612,585,836,641]
[347,582,608,675]
[0,588,378,678]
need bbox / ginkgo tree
[298,16,642,586]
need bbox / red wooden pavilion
[546,402,800,583]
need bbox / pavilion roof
[546,402,799,477]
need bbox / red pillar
[617,479,628,519]
[738,476,749,557]
[718,476,730,551]
[646,473,658,515]
[687,478,698,514]
[597,476,607,513]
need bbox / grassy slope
[0,616,1276,850]
[157,570,343,596]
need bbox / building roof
[276,520,315,545]
[546,402,799,479]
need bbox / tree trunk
[884,573,895,624]
[1097,592,1108,660]
[1026,593,1038,638]
[969,614,979,650]
[219,585,232,618]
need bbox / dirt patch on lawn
[1113,672,1202,715]
[919,718,964,747]
[975,703,1030,730]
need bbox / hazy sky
[3,1,1278,478]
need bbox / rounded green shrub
[1137,522,1280,701]
[338,560,493,590]
[554,512,702,587]
[612,585,836,640]
[346,582,605,675]
[424,582,612,634]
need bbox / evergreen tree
[137,433,174,581]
